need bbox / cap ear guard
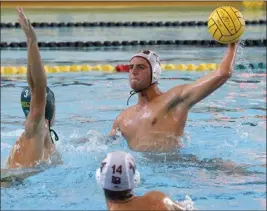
[95,168,102,187]
[150,51,161,84]
[132,169,141,188]
[152,60,161,84]
[45,87,55,124]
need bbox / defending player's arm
[1,167,44,187]
[17,7,47,137]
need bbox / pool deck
[0,1,254,9]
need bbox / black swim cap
[21,86,55,124]
[20,86,58,144]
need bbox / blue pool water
[1,8,266,210]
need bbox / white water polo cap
[95,151,141,191]
[130,50,161,84]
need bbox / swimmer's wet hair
[104,189,133,201]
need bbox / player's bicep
[108,111,124,137]
[109,118,119,137]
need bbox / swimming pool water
[1,8,266,210]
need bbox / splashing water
[180,131,191,147]
[236,41,253,74]
[1,129,24,137]
[181,195,196,210]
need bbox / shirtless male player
[96,151,189,210]
[109,44,238,152]
[1,7,61,187]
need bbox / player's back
[107,191,184,211]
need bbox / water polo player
[1,7,62,187]
[109,45,238,152]
[96,151,186,210]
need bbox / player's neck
[138,84,162,104]
[106,194,135,209]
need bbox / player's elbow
[218,64,233,78]
[218,67,232,80]
[221,72,232,82]
[29,109,45,121]
[225,68,233,78]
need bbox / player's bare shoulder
[144,190,166,200]
[144,191,185,211]
[118,105,137,119]
[165,84,187,97]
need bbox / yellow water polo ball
[208,6,246,44]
